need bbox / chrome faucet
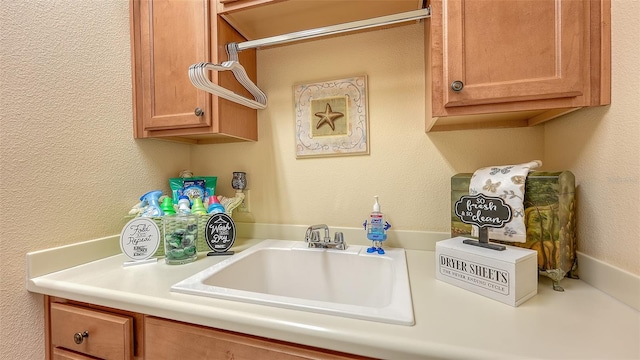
[304,224,346,250]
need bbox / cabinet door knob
[73,331,89,344]
[194,107,204,116]
[451,80,464,92]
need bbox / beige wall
[191,23,545,232]
[1,1,191,358]
[544,0,640,274]
[0,1,637,359]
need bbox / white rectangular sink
[171,240,415,325]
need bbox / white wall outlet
[237,189,251,213]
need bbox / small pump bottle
[367,196,387,242]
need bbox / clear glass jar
[163,215,198,264]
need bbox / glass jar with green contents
[163,214,198,264]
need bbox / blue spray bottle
[140,190,164,217]
[363,195,391,254]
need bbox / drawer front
[145,316,370,360]
[52,347,98,360]
[50,303,133,360]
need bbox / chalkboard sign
[454,194,512,251]
[205,213,236,256]
[455,194,512,228]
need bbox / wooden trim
[592,0,611,105]
[218,0,284,15]
[129,0,144,139]
[45,296,52,360]
[527,107,581,127]
[425,116,438,132]
[428,118,529,132]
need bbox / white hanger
[188,61,267,110]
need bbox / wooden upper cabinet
[442,0,584,107]
[137,0,210,132]
[428,0,611,131]
[130,0,258,144]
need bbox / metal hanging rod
[228,7,431,53]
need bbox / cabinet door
[145,316,371,359]
[433,0,585,110]
[135,0,211,131]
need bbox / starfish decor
[314,103,344,131]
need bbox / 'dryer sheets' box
[436,237,538,307]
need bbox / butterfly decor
[490,166,514,175]
[503,227,517,237]
[482,179,501,193]
[501,189,523,201]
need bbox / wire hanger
[188,8,430,110]
[188,47,267,110]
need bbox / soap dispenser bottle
[363,195,391,254]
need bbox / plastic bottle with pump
[363,195,391,254]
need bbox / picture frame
[294,75,369,158]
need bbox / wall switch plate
[237,190,250,213]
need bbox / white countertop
[27,237,640,360]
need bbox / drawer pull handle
[73,331,89,344]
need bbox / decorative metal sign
[205,213,236,256]
[454,194,512,251]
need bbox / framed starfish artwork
[293,75,369,158]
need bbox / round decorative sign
[120,217,160,261]
[205,213,236,254]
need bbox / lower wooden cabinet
[49,303,133,360]
[145,316,372,360]
[46,297,144,360]
[45,296,373,360]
